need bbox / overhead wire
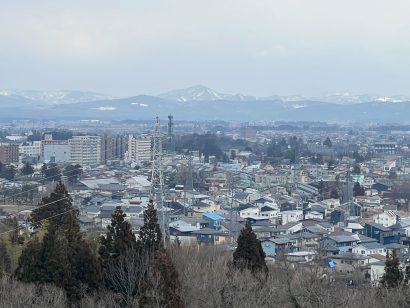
[0,196,71,236]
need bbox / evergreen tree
[99,206,142,302]
[21,162,34,176]
[323,137,332,148]
[16,183,102,303]
[99,206,138,271]
[139,200,163,253]
[15,236,43,282]
[0,241,11,277]
[41,163,61,182]
[233,224,267,274]
[139,249,184,308]
[353,182,365,197]
[380,250,403,288]
[405,263,410,285]
[30,181,73,228]
[63,164,83,184]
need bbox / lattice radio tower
[150,116,168,246]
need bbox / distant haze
[1,0,410,97]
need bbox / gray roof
[191,228,225,235]
[221,221,244,232]
[365,221,391,232]
[328,235,359,243]
[359,242,385,250]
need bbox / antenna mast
[150,116,168,246]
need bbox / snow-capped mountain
[0,89,114,105]
[158,85,232,102]
[157,85,410,104]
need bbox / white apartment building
[69,136,102,166]
[127,135,152,162]
[42,140,70,163]
[19,141,42,162]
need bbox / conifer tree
[99,206,138,267]
[405,263,410,285]
[380,250,403,288]
[139,249,184,308]
[139,200,163,253]
[15,236,43,282]
[99,206,143,302]
[0,241,11,277]
[31,181,73,228]
[232,224,267,274]
[16,182,102,303]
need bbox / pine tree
[233,224,267,274]
[139,200,163,253]
[139,249,184,308]
[380,250,403,288]
[16,183,102,303]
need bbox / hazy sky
[1,0,410,97]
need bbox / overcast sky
[1,0,410,97]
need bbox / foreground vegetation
[0,182,410,307]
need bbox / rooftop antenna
[150,116,168,246]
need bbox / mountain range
[1,85,410,123]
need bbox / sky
[1,0,410,97]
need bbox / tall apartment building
[19,141,42,162]
[101,135,127,164]
[0,144,19,164]
[127,135,152,162]
[42,140,71,163]
[69,136,102,166]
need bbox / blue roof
[202,212,224,221]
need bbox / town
[1,117,410,293]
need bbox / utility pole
[150,116,168,247]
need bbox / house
[284,251,316,264]
[321,232,360,253]
[352,242,386,256]
[321,198,341,210]
[331,253,370,277]
[373,210,397,227]
[344,223,364,234]
[78,215,96,231]
[364,222,404,245]
[191,228,227,245]
[364,222,391,243]
[260,205,279,219]
[202,212,224,229]
[279,221,303,234]
[239,206,259,218]
[281,210,303,225]
[261,237,295,257]
[305,211,324,220]
[252,226,277,239]
[390,218,410,237]
[220,221,244,242]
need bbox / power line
[0,197,70,236]
[0,137,130,198]
[0,167,84,200]
[0,137,126,192]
